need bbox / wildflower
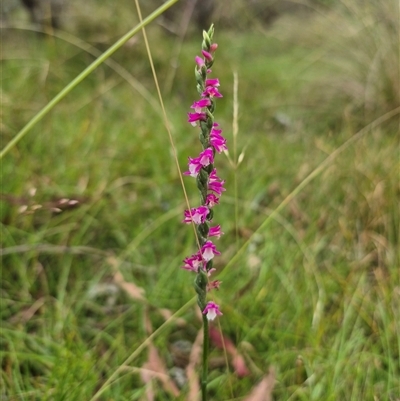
[208,169,226,195]
[201,49,213,61]
[188,112,207,126]
[195,56,205,68]
[181,24,225,399]
[210,132,227,153]
[210,43,218,53]
[203,301,223,321]
[211,123,222,135]
[207,280,222,291]
[184,149,214,177]
[208,225,223,239]
[205,193,220,208]
[201,240,221,261]
[198,148,214,166]
[202,86,223,98]
[182,253,203,272]
[183,206,209,224]
[184,156,203,177]
[205,78,220,87]
[191,98,212,113]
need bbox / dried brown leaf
[141,309,180,397]
[9,297,45,324]
[209,326,250,377]
[243,368,275,401]
[159,308,187,326]
[143,345,180,397]
[112,268,145,301]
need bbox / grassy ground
[1,1,399,400]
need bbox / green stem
[0,0,179,160]
[201,313,209,401]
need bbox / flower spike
[181,24,226,399]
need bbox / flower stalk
[181,24,226,400]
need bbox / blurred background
[1,0,399,399]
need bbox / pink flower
[183,206,209,224]
[202,86,223,98]
[184,156,203,177]
[201,240,221,261]
[210,135,227,153]
[205,193,220,208]
[209,225,223,239]
[208,182,225,195]
[195,56,205,67]
[188,112,207,127]
[203,301,223,321]
[208,169,226,195]
[210,43,218,53]
[207,280,222,291]
[205,78,220,87]
[184,148,214,177]
[191,98,211,113]
[211,123,222,135]
[201,50,213,61]
[210,124,227,152]
[198,148,214,166]
[182,253,203,272]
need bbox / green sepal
[199,131,206,148]
[205,59,214,69]
[204,163,214,174]
[200,121,210,144]
[195,67,203,86]
[197,168,208,187]
[207,24,214,41]
[206,111,214,130]
[201,65,207,81]
[197,84,204,96]
[195,269,208,310]
[197,169,209,202]
[202,30,211,50]
[198,222,210,238]
[208,99,215,114]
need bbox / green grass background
[1,0,399,399]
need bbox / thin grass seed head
[181,25,227,319]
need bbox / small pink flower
[210,43,218,53]
[188,112,207,127]
[201,50,213,61]
[201,240,221,261]
[207,280,222,291]
[184,148,214,177]
[191,98,211,113]
[184,156,202,177]
[183,206,209,224]
[208,170,226,195]
[211,123,222,135]
[210,135,227,153]
[202,86,223,98]
[198,148,214,166]
[203,301,223,321]
[205,193,220,208]
[205,78,220,87]
[209,225,223,239]
[182,253,203,272]
[195,56,205,67]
